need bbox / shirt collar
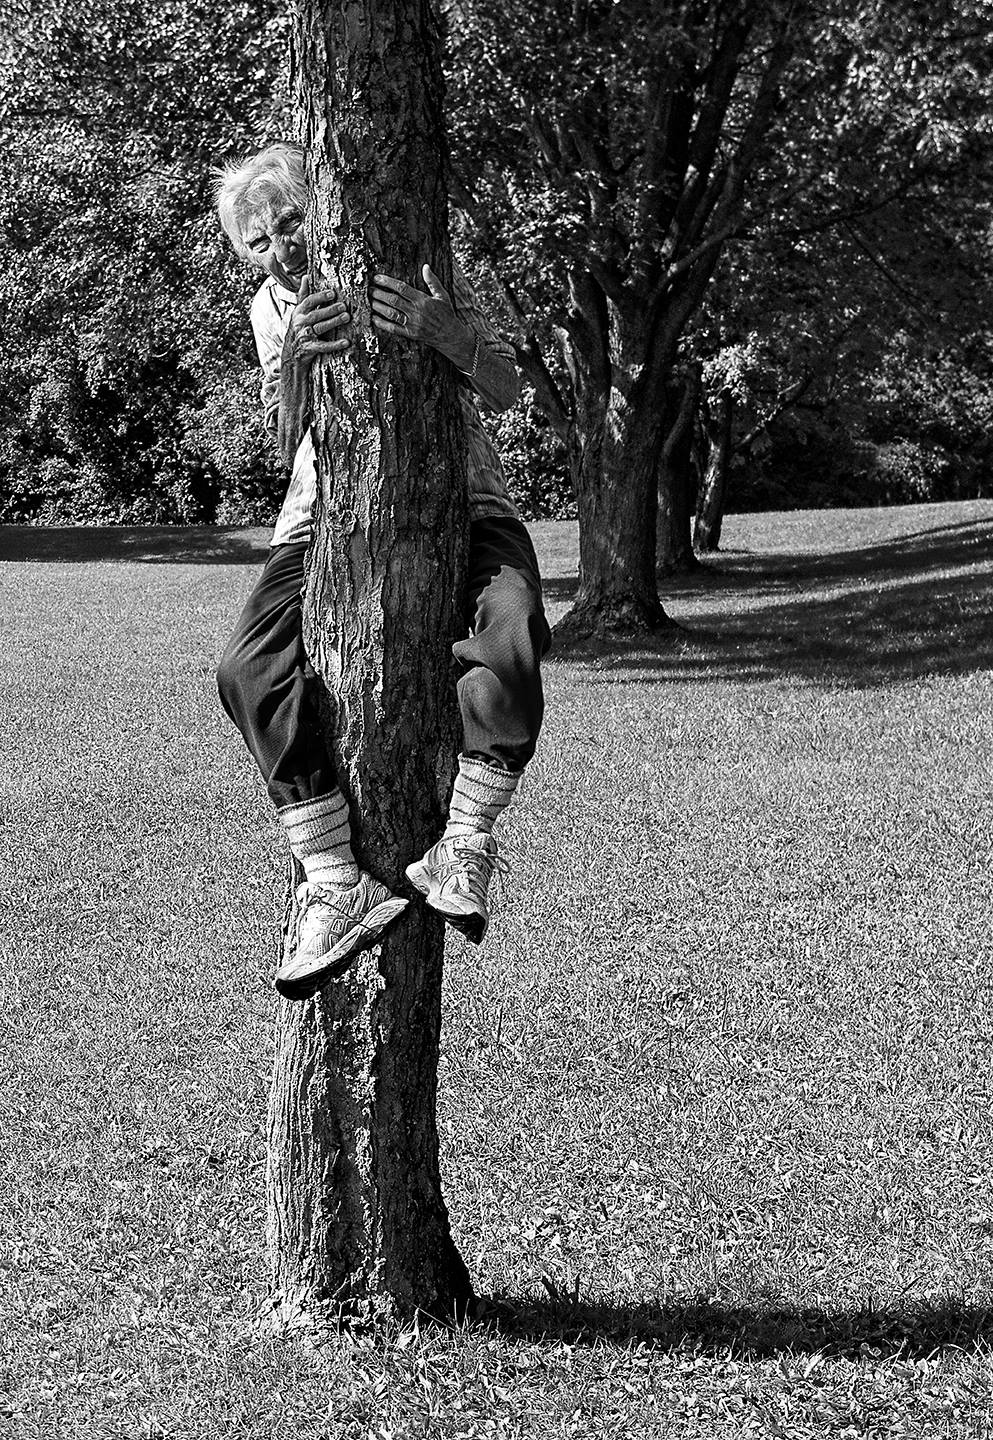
[271,277,298,305]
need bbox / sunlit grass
[2,501,992,1438]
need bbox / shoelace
[437,843,510,906]
[294,880,389,947]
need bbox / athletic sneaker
[405,833,506,944]
[275,874,408,1001]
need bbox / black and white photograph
[3,0,993,1434]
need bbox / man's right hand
[277,276,351,468]
[286,276,352,367]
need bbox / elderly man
[213,142,550,1001]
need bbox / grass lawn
[2,499,993,1438]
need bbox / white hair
[213,142,308,259]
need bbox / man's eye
[248,239,269,253]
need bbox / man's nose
[274,234,300,263]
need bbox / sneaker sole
[275,896,409,1001]
[404,861,488,945]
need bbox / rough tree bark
[266,0,473,1324]
[556,276,672,637]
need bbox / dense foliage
[0,0,288,525]
[1,0,991,535]
[688,2,993,518]
[445,0,993,538]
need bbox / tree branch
[773,177,924,242]
[588,256,630,307]
[515,335,571,439]
[842,219,927,307]
[655,223,741,298]
[666,16,752,247]
[659,16,800,340]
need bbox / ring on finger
[394,308,407,327]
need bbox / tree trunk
[694,389,734,553]
[556,391,671,639]
[266,0,473,1326]
[451,6,802,640]
[657,363,701,575]
[555,299,672,641]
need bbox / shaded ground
[0,524,271,565]
[490,1294,993,1360]
[533,501,993,684]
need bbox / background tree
[445,0,993,626]
[446,0,810,637]
[267,0,473,1320]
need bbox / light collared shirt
[249,259,521,546]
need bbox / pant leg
[216,541,338,810]
[452,517,552,772]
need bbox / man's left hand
[370,265,472,366]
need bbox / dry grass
[2,500,992,1438]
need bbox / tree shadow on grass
[696,516,993,594]
[547,516,993,685]
[480,1292,993,1360]
[0,525,270,564]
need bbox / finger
[370,298,412,328]
[371,314,415,339]
[298,274,310,301]
[296,309,350,341]
[371,288,417,318]
[309,314,351,336]
[298,292,345,317]
[298,337,352,356]
[421,264,449,302]
[372,273,415,299]
[307,290,344,309]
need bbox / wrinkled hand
[277,275,350,468]
[370,264,470,358]
[286,275,352,367]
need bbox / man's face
[241,197,307,293]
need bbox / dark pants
[217,516,551,811]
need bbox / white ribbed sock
[443,755,521,840]
[278,791,360,888]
